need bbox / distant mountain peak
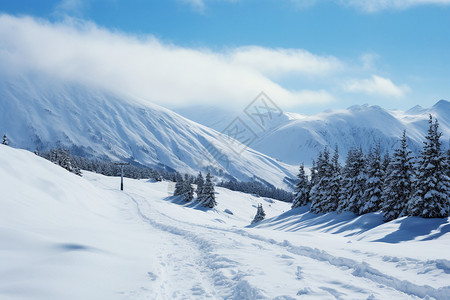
[346,103,385,113]
[347,104,368,111]
[406,105,424,115]
[432,99,450,110]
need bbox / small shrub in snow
[251,203,266,224]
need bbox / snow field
[1,145,449,299]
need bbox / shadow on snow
[253,205,450,243]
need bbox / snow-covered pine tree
[201,172,217,208]
[311,147,334,213]
[251,203,266,224]
[445,139,450,178]
[291,163,310,209]
[2,134,8,145]
[195,172,204,201]
[151,170,162,182]
[361,144,383,214]
[182,174,194,201]
[337,147,366,214]
[382,152,390,174]
[408,116,449,218]
[46,148,81,175]
[310,160,318,187]
[174,173,184,196]
[447,143,450,178]
[309,151,324,213]
[61,149,73,172]
[381,130,415,221]
[324,145,342,212]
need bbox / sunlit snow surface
[1,145,449,299]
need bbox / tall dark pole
[114,162,130,191]
[120,165,124,191]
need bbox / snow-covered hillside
[177,101,450,165]
[2,145,449,299]
[0,75,296,189]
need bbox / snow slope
[0,75,296,189]
[1,145,449,299]
[177,101,450,165]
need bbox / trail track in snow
[111,181,450,300]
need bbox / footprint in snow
[147,272,158,281]
[295,266,303,280]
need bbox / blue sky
[0,0,449,113]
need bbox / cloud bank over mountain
[0,14,408,111]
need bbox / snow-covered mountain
[1,144,449,299]
[0,75,296,189]
[177,101,450,165]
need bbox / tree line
[34,148,293,202]
[292,115,450,221]
[218,180,293,202]
[173,172,217,208]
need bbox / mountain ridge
[0,75,296,189]
[177,100,450,165]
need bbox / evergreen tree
[251,203,266,224]
[310,160,318,187]
[311,148,339,213]
[291,163,310,209]
[382,152,390,174]
[381,131,415,221]
[337,147,366,214]
[324,145,342,212]
[2,134,8,145]
[182,174,194,201]
[174,173,184,196]
[46,148,81,176]
[218,179,293,202]
[408,116,449,218]
[201,172,217,208]
[309,151,324,212]
[195,172,204,201]
[361,145,383,214]
[446,139,450,178]
[151,170,162,181]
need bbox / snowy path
[93,175,450,299]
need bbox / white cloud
[342,0,450,13]
[0,14,335,110]
[359,53,379,70]
[343,75,409,98]
[230,46,341,78]
[184,0,450,13]
[179,0,239,12]
[179,0,206,12]
[54,0,85,16]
